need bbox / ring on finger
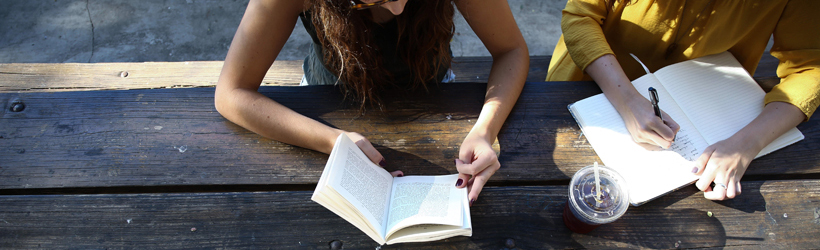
[713,182,727,190]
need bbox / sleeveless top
[298,11,452,87]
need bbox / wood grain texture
[0,180,817,249]
[0,54,777,92]
[0,56,551,92]
[0,49,808,250]
[0,60,304,92]
[2,81,818,190]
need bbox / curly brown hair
[308,0,455,109]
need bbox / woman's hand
[585,54,680,149]
[691,102,805,200]
[618,93,681,150]
[454,131,500,206]
[692,135,758,200]
[344,132,403,177]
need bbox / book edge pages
[311,133,388,245]
[313,188,386,245]
[385,188,471,245]
[384,174,467,240]
[756,127,805,159]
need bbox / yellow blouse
[547,0,820,119]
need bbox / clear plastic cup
[563,165,629,234]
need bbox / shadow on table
[710,181,769,213]
[587,208,730,249]
[583,182,768,249]
[375,146,454,175]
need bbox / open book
[568,51,804,206]
[311,133,472,245]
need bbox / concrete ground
[0,0,568,63]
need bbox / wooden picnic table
[1,55,819,249]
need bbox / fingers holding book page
[455,133,501,206]
[343,131,394,171]
[455,158,499,207]
[621,96,681,150]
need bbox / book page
[655,52,766,144]
[655,51,803,157]
[386,186,471,245]
[631,74,709,162]
[326,134,394,239]
[384,174,464,238]
[570,74,708,204]
[386,224,471,244]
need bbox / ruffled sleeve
[764,0,820,120]
[560,0,613,72]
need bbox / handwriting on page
[667,129,700,161]
[340,150,391,224]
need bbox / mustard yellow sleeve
[764,0,820,120]
[561,0,613,72]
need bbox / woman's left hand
[692,135,760,200]
[455,131,500,206]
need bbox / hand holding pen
[625,86,679,149]
[648,87,663,122]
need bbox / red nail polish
[379,159,386,167]
[469,198,475,206]
[454,159,458,165]
[397,173,404,177]
[455,179,463,187]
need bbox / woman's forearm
[734,102,805,153]
[585,54,641,113]
[471,47,529,140]
[215,87,342,154]
[214,0,340,153]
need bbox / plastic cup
[563,165,629,234]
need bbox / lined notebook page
[569,75,706,205]
[655,51,803,157]
[656,52,766,143]
[631,74,710,162]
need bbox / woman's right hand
[343,131,403,177]
[585,54,680,149]
[616,92,681,149]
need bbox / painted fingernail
[454,159,458,165]
[397,173,404,177]
[455,179,463,187]
[469,198,475,206]
[691,167,698,173]
[379,159,386,167]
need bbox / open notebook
[568,51,804,206]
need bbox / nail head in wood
[329,240,343,250]
[120,71,129,78]
[505,238,515,248]
[10,101,25,112]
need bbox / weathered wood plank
[0,57,551,92]
[1,82,818,189]
[0,54,776,92]
[0,180,817,249]
[0,60,304,92]
[451,56,552,83]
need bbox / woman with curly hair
[214,0,529,204]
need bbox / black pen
[648,87,663,122]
